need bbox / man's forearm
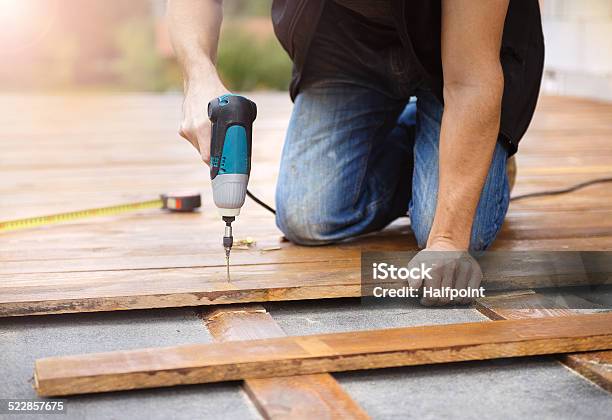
[430,0,508,250]
[168,0,228,164]
[428,77,504,249]
[167,0,223,84]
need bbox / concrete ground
[1,298,610,420]
[271,299,612,420]
[0,309,260,420]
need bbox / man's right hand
[179,72,229,165]
[168,0,226,165]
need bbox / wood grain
[201,305,369,420]
[475,292,575,320]
[561,351,612,393]
[1,94,612,317]
[476,292,612,392]
[2,253,610,317]
[34,312,612,397]
[0,260,361,317]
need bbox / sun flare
[0,0,29,21]
[0,0,57,54]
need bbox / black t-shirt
[333,0,394,26]
[271,0,544,155]
[301,1,422,98]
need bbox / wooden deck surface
[1,93,611,316]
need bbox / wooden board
[0,259,361,317]
[201,305,369,420]
[3,250,611,317]
[474,291,576,320]
[562,351,612,393]
[475,292,612,392]
[34,312,612,397]
[2,94,612,317]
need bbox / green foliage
[113,15,290,92]
[114,19,169,91]
[224,0,271,17]
[217,26,292,91]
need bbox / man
[168,0,544,305]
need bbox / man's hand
[167,0,228,164]
[407,242,483,306]
[180,72,229,164]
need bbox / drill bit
[224,247,231,282]
[222,217,234,282]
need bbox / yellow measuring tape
[0,194,201,233]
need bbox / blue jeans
[275,84,510,251]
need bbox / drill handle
[208,95,257,180]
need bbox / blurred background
[0,0,610,98]
[0,0,291,93]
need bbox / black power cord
[246,189,276,214]
[247,176,612,215]
[509,176,612,202]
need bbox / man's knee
[275,165,338,245]
[275,198,335,246]
[469,233,496,252]
[469,216,505,252]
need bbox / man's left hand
[407,242,482,306]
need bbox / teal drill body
[208,94,257,277]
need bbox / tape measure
[0,193,201,233]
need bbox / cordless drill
[208,94,257,280]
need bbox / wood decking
[1,94,611,317]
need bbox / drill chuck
[223,217,234,250]
[211,174,248,217]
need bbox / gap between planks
[475,292,612,393]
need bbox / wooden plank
[561,351,612,393]
[475,292,612,392]
[492,236,612,251]
[3,254,611,317]
[34,312,612,397]
[474,291,576,320]
[0,217,413,275]
[0,260,362,317]
[201,305,369,419]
